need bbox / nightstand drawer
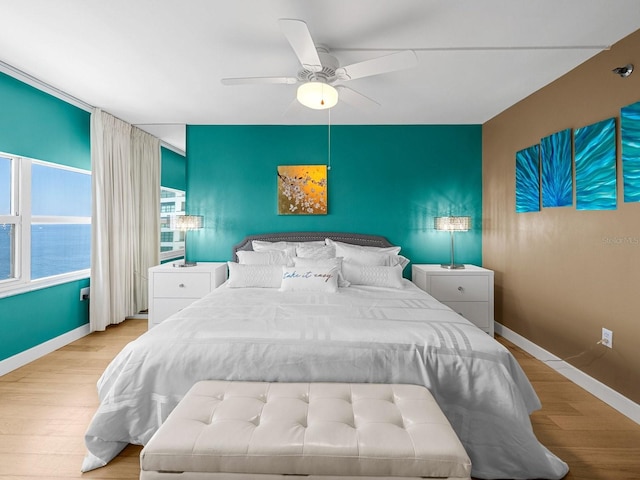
[444,301,490,329]
[148,262,228,330]
[152,298,196,325]
[412,264,494,337]
[153,272,211,298]
[430,275,489,302]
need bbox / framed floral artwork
[277,165,327,215]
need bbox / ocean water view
[0,224,90,281]
[2,155,92,283]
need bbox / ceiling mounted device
[612,63,634,77]
[221,18,418,110]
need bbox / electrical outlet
[80,287,90,301]
[601,327,613,348]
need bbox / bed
[82,232,568,480]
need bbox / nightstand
[412,264,495,336]
[148,262,227,329]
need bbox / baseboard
[495,322,640,425]
[0,324,90,377]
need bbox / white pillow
[227,262,282,288]
[280,266,339,293]
[387,253,410,269]
[325,238,409,268]
[324,244,409,270]
[296,244,336,259]
[325,238,402,255]
[252,241,296,258]
[237,250,290,265]
[342,263,404,289]
[342,249,389,266]
[293,256,350,287]
[252,240,325,258]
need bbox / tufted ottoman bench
[140,381,471,480]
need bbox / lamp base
[173,261,198,268]
[440,263,465,269]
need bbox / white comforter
[82,280,568,479]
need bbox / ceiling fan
[221,18,418,111]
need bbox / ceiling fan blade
[336,50,417,81]
[278,18,322,73]
[335,86,380,110]
[221,77,298,85]
[282,97,306,117]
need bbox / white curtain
[131,127,161,313]
[90,109,160,332]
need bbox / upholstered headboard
[232,232,392,261]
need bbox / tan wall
[483,29,640,403]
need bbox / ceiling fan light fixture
[297,81,338,110]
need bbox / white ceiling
[1,0,639,153]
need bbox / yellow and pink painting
[277,165,327,215]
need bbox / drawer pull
[179,283,186,288]
[458,286,464,293]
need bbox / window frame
[0,152,91,298]
[0,154,20,283]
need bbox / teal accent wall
[0,73,186,364]
[161,146,186,190]
[186,125,482,268]
[0,72,91,362]
[0,279,90,359]
[0,72,90,169]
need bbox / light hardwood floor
[1,319,639,479]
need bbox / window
[0,152,91,294]
[0,155,15,281]
[161,203,176,213]
[160,231,174,243]
[159,187,185,261]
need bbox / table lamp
[172,215,203,267]
[434,216,471,269]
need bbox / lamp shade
[297,82,338,110]
[434,216,471,232]
[173,215,203,231]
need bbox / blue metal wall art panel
[621,100,640,203]
[574,118,617,211]
[515,144,540,213]
[541,129,573,208]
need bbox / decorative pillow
[296,244,336,259]
[236,250,290,265]
[280,266,339,293]
[293,256,350,287]
[226,262,282,288]
[341,263,405,289]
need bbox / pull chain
[327,108,331,171]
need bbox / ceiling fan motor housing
[297,48,339,83]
